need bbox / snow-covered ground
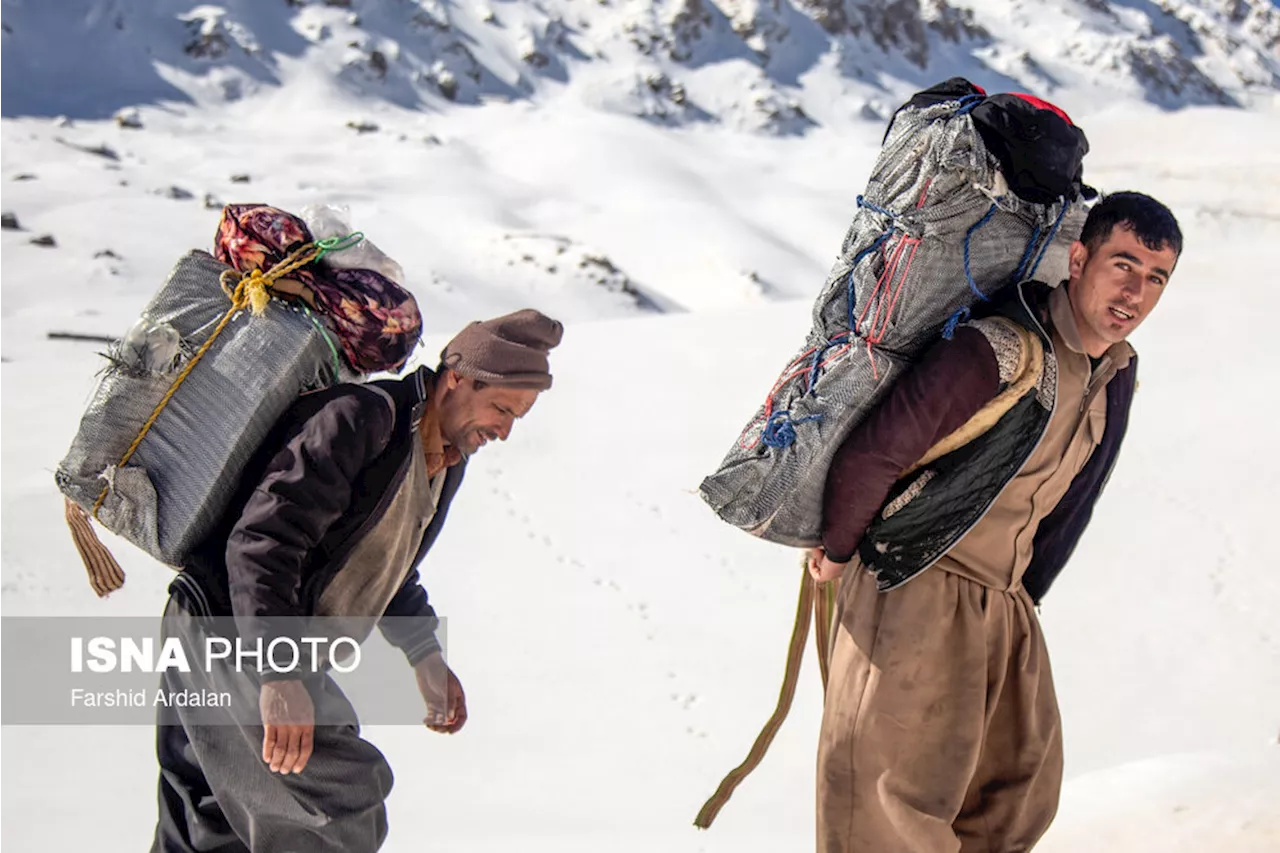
[4,1,1280,850]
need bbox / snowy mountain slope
[3,0,1278,129]
[4,0,1280,850]
[3,95,1280,850]
[0,100,877,319]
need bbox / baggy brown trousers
[816,565,1063,853]
[814,291,1128,851]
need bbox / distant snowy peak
[1,0,1277,127]
[1048,0,1280,105]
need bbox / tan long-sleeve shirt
[935,286,1133,590]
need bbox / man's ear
[1067,240,1089,282]
[443,369,462,391]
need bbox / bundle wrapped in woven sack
[55,204,421,595]
[56,249,358,582]
[698,78,1091,547]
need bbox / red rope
[916,177,933,209]
[857,235,902,331]
[740,332,856,450]
[867,237,921,344]
[851,231,922,381]
[740,224,922,448]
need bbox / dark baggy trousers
[151,589,394,853]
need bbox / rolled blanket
[215,204,423,374]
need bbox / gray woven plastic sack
[698,91,1086,547]
[56,250,356,566]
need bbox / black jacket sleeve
[379,569,443,665]
[224,386,395,673]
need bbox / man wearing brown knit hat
[151,309,563,853]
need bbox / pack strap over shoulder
[359,384,398,433]
[902,318,1044,478]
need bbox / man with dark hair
[1078,190,1183,257]
[151,309,564,853]
[810,191,1182,851]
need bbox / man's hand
[807,547,848,584]
[414,651,467,734]
[259,679,314,774]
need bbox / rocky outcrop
[1122,35,1235,104]
[180,8,262,61]
[720,0,791,58]
[794,0,987,67]
[625,0,737,63]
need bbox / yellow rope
[814,577,838,692]
[694,562,816,829]
[90,242,321,520]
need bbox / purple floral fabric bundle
[214,204,422,373]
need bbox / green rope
[313,231,364,261]
[302,306,343,377]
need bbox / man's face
[1066,223,1178,357]
[436,372,541,456]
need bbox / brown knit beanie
[440,309,564,390]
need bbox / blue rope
[847,231,891,336]
[761,411,824,449]
[963,203,998,301]
[954,94,983,116]
[1013,224,1042,283]
[807,346,825,392]
[805,331,851,393]
[845,197,897,337]
[850,231,891,267]
[943,202,998,342]
[941,307,971,340]
[855,194,897,220]
[1026,201,1070,281]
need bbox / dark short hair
[1079,191,1183,258]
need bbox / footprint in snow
[671,692,698,710]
